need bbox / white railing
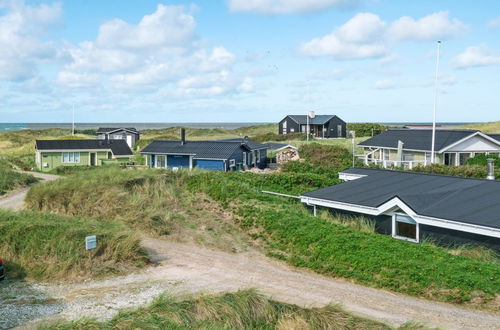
[358,156,428,169]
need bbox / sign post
[85,235,97,250]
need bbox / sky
[0,0,499,123]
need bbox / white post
[313,205,317,217]
[430,41,441,163]
[306,115,309,141]
[72,104,75,136]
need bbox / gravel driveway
[0,172,59,211]
[3,238,499,330]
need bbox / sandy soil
[4,238,498,330]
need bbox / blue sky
[1,0,499,123]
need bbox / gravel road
[0,172,59,211]
[3,238,499,330]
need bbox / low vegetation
[347,123,391,137]
[0,159,37,194]
[26,167,252,253]
[188,171,500,307]
[41,289,397,330]
[452,121,500,133]
[0,209,147,281]
[410,163,499,180]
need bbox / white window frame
[243,152,247,165]
[256,150,261,163]
[229,159,236,167]
[290,128,295,132]
[114,135,123,139]
[156,155,166,168]
[392,213,419,243]
[62,152,80,164]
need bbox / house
[301,168,500,251]
[359,129,500,168]
[141,130,268,171]
[96,127,140,148]
[264,142,298,152]
[278,115,347,138]
[35,139,134,172]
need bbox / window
[229,159,236,167]
[62,152,80,163]
[459,152,472,165]
[337,125,342,136]
[301,125,306,132]
[392,214,418,243]
[290,128,295,132]
[114,135,123,139]
[402,152,414,162]
[256,150,261,163]
[444,152,456,165]
[156,155,166,168]
[383,149,390,161]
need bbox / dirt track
[6,238,499,329]
[0,172,59,210]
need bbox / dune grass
[0,159,37,194]
[452,121,500,133]
[40,289,397,330]
[0,209,147,281]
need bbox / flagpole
[72,104,75,136]
[430,40,441,164]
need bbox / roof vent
[487,158,495,180]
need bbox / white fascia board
[140,152,196,156]
[40,149,112,152]
[439,131,500,153]
[338,172,367,181]
[359,145,432,153]
[301,195,500,238]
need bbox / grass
[187,171,500,308]
[0,158,37,194]
[0,209,147,281]
[452,121,500,133]
[40,289,396,330]
[26,167,252,253]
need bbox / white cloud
[453,45,500,69]
[374,79,396,89]
[388,11,466,41]
[227,0,359,14]
[58,4,250,97]
[488,17,500,28]
[0,0,62,80]
[301,11,465,59]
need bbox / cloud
[453,45,500,69]
[388,11,466,41]
[374,79,396,89]
[300,11,465,59]
[58,4,250,96]
[227,0,360,14]
[307,68,348,80]
[0,0,62,80]
[488,17,500,28]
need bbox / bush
[0,209,147,281]
[347,123,390,137]
[465,153,500,167]
[252,132,306,143]
[0,159,37,194]
[410,163,499,179]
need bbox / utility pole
[430,41,441,164]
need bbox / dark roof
[302,168,500,229]
[488,134,500,142]
[287,115,341,125]
[215,138,268,150]
[141,140,254,159]
[264,142,297,150]
[96,127,138,134]
[36,139,133,156]
[358,129,480,151]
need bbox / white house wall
[446,135,500,152]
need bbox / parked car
[0,257,4,281]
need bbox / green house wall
[38,151,127,172]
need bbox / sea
[0,122,476,133]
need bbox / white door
[126,135,133,148]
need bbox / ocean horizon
[0,122,477,133]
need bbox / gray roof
[215,138,269,150]
[358,129,480,151]
[141,140,258,159]
[35,139,133,156]
[97,127,138,134]
[488,134,500,142]
[287,115,341,125]
[302,168,500,229]
[264,142,298,150]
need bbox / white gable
[446,135,500,152]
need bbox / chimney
[487,158,495,180]
[180,128,186,145]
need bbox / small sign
[85,235,97,250]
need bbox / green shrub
[347,123,390,137]
[410,163,499,179]
[465,153,500,167]
[0,209,147,281]
[252,132,306,143]
[0,159,37,194]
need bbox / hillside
[452,121,500,133]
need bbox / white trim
[361,145,435,153]
[338,173,367,181]
[300,195,500,238]
[439,131,500,153]
[100,128,138,135]
[141,152,196,156]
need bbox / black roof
[287,115,342,125]
[97,127,138,134]
[216,138,268,150]
[302,168,500,229]
[141,140,257,159]
[358,129,481,151]
[488,134,500,142]
[36,139,133,156]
